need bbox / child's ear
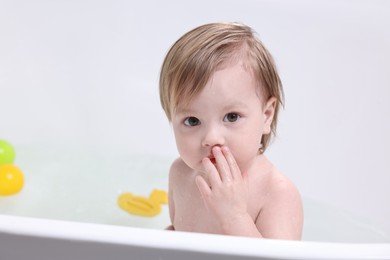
[262,97,277,135]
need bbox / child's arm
[165,225,175,230]
[165,162,177,231]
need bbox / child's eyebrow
[175,107,196,116]
[223,101,249,110]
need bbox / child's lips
[207,155,216,164]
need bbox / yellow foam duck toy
[118,189,168,217]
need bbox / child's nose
[201,125,225,147]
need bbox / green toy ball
[0,140,16,165]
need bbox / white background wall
[1,0,389,230]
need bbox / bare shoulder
[168,158,193,186]
[253,155,301,203]
[169,158,189,177]
[170,157,188,172]
[269,169,301,202]
[266,168,303,219]
[257,167,304,240]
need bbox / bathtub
[0,145,389,259]
[1,0,390,259]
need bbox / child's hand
[195,146,249,227]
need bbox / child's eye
[184,117,201,126]
[223,113,240,122]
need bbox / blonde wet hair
[159,22,284,152]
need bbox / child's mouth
[208,155,216,164]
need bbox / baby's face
[172,61,274,173]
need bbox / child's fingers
[195,175,211,198]
[221,146,241,180]
[202,157,222,186]
[213,146,233,183]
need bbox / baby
[159,22,303,239]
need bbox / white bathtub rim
[0,214,389,260]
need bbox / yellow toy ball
[0,164,24,196]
